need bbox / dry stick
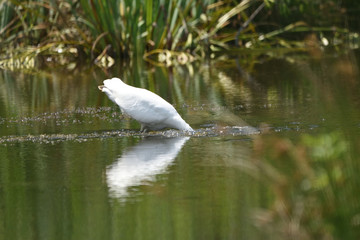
[0,15,20,35]
[235,2,266,47]
[91,32,108,60]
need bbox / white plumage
[98,77,193,132]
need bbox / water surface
[1,51,360,239]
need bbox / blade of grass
[146,0,153,41]
[206,0,258,39]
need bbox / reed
[75,0,224,57]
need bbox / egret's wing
[120,88,178,124]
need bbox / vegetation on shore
[0,0,359,69]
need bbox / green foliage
[252,130,358,238]
[75,0,226,57]
[0,0,358,62]
[302,132,349,162]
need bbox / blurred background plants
[0,0,359,68]
[251,131,360,239]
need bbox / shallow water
[1,51,360,239]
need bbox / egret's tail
[167,115,194,132]
[184,124,194,132]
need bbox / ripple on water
[0,107,122,127]
[0,126,260,145]
[0,106,261,145]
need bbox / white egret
[98,77,193,132]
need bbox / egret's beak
[98,85,105,91]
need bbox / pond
[0,50,360,239]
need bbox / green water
[0,51,360,239]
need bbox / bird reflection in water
[106,136,189,199]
